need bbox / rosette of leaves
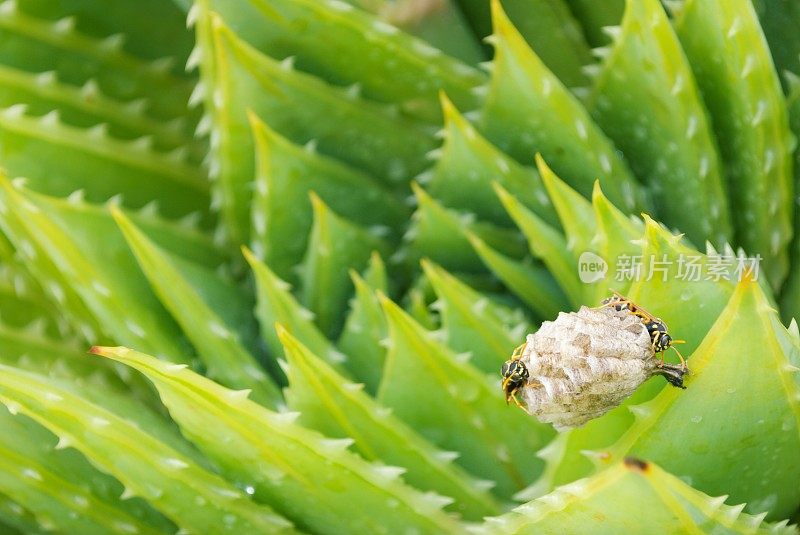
[0,0,798,533]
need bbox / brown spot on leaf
[624,456,650,472]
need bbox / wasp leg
[501,375,513,391]
[593,299,622,310]
[671,345,687,371]
[510,342,527,360]
[510,390,527,410]
[652,342,665,367]
[654,364,687,389]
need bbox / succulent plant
[0,0,799,533]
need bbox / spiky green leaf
[480,0,643,213]
[478,460,794,534]
[250,114,407,283]
[96,346,467,535]
[0,3,194,124]
[0,362,296,534]
[423,259,531,374]
[376,295,555,500]
[114,209,282,407]
[0,105,209,222]
[408,183,527,273]
[495,183,582,307]
[586,0,732,248]
[675,0,794,288]
[427,93,558,228]
[467,232,567,320]
[201,0,485,121]
[596,277,800,519]
[194,7,436,242]
[245,247,348,375]
[280,327,501,521]
[337,256,389,394]
[0,178,224,360]
[299,194,390,338]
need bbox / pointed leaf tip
[591,180,603,201]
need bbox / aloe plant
[0,0,799,532]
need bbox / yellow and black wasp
[600,290,688,387]
[501,342,529,408]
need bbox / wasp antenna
[511,342,527,359]
[672,339,687,344]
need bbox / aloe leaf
[280,326,501,521]
[199,0,485,121]
[0,363,297,534]
[0,321,119,387]
[537,162,651,304]
[589,182,643,282]
[423,259,530,374]
[0,2,194,124]
[494,183,582,307]
[299,194,390,339]
[0,64,198,157]
[408,183,527,273]
[456,0,592,88]
[627,218,738,355]
[527,215,739,498]
[250,113,407,283]
[752,0,800,91]
[0,178,223,360]
[779,79,800,322]
[0,409,172,535]
[360,249,389,291]
[586,0,732,249]
[588,276,800,519]
[376,295,555,500]
[0,321,204,463]
[565,0,625,47]
[0,290,207,461]
[0,261,65,337]
[193,7,436,243]
[674,0,794,289]
[18,0,195,72]
[337,256,389,394]
[478,459,795,534]
[114,209,282,407]
[342,0,484,65]
[244,247,347,374]
[499,0,593,88]
[0,104,209,223]
[480,0,643,214]
[523,178,642,310]
[427,93,558,228]
[536,155,597,258]
[0,493,49,535]
[404,277,439,331]
[96,346,468,535]
[466,232,567,319]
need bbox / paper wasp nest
[519,306,667,430]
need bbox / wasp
[501,342,529,409]
[600,290,687,380]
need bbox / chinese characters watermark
[577,252,760,284]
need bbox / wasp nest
[519,306,684,430]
